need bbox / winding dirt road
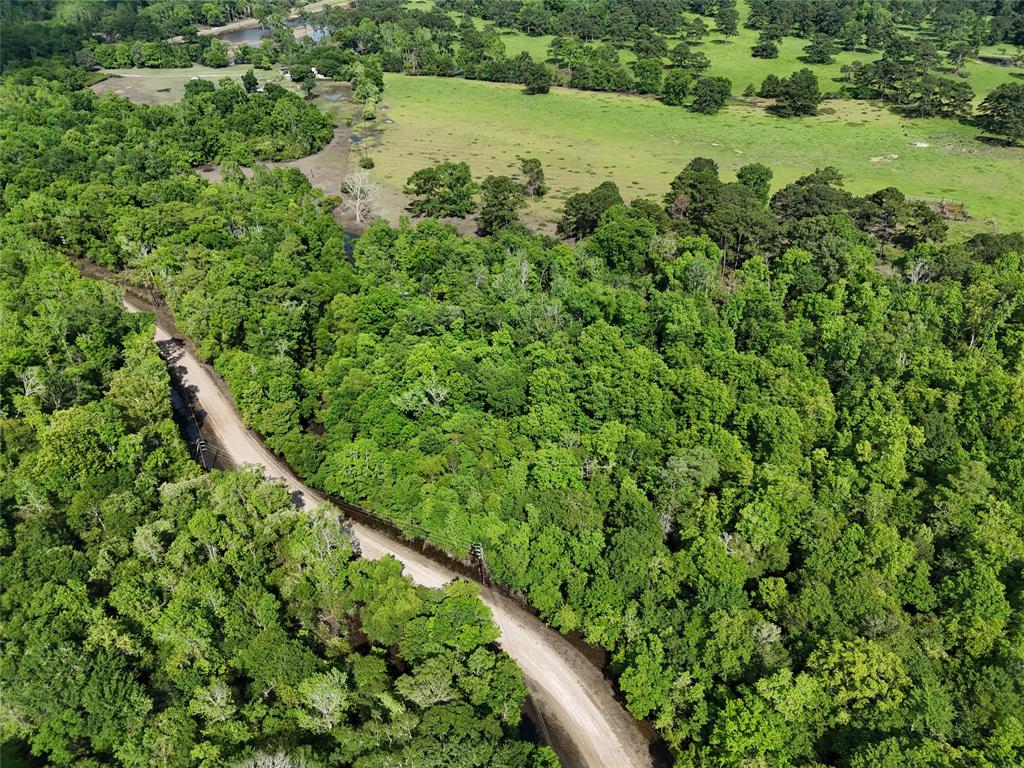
[124,298,652,768]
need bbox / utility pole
[194,437,208,469]
[469,542,488,584]
[469,542,555,753]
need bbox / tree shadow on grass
[973,134,1021,148]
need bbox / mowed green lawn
[372,73,1024,234]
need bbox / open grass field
[93,67,1024,237]
[368,73,1024,235]
[407,1,1024,100]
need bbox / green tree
[241,67,258,94]
[977,83,1024,145]
[803,33,837,64]
[774,69,822,117]
[736,163,774,204]
[520,157,548,197]
[691,76,732,113]
[632,58,663,95]
[715,0,739,36]
[404,162,478,218]
[557,180,624,238]
[751,36,779,59]
[662,68,692,105]
[522,60,552,94]
[201,38,229,67]
[478,175,527,235]
[758,73,783,98]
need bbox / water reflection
[215,19,329,45]
[216,26,270,45]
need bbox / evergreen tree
[803,33,837,64]
[715,0,739,36]
[690,76,732,113]
[241,67,258,93]
[478,175,527,234]
[978,83,1024,145]
[775,68,822,116]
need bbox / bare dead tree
[342,169,382,224]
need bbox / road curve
[124,298,652,768]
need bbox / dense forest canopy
[0,236,556,768]
[2,1,1024,766]
[3,62,1023,766]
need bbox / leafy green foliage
[0,235,551,768]
[661,68,692,106]
[773,68,822,117]
[690,76,732,114]
[479,175,528,235]
[4,43,1024,768]
[557,180,624,239]
[405,162,479,218]
[978,83,1024,146]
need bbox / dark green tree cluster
[978,82,1024,145]
[435,0,691,39]
[769,68,823,117]
[843,35,976,118]
[405,162,480,218]
[744,0,1013,52]
[0,75,331,211]
[84,38,197,69]
[322,7,554,95]
[319,0,1020,125]
[403,161,533,235]
[550,38,635,93]
[0,231,554,768]
[0,0,290,67]
[557,180,625,238]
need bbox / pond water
[215,19,329,45]
[216,26,269,45]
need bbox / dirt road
[124,298,652,768]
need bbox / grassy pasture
[407,0,1024,100]
[369,73,1024,234]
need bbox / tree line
[9,0,1019,135]
[3,63,1022,767]
[0,226,557,767]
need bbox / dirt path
[123,298,653,768]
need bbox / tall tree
[404,162,478,217]
[691,76,732,113]
[977,83,1024,145]
[774,68,822,116]
[478,175,527,234]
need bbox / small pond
[215,19,329,45]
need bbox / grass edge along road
[368,73,1024,235]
